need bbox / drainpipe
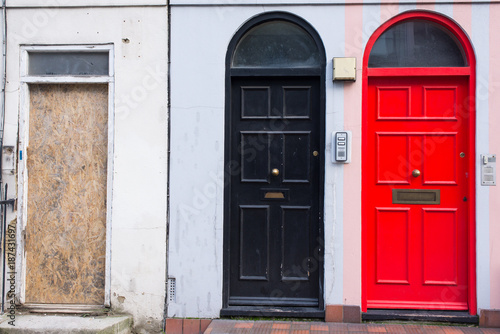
[0,0,6,315]
[162,0,171,331]
[0,0,6,184]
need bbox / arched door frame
[222,11,327,316]
[361,10,477,314]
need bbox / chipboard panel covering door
[25,84,107,305]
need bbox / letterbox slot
[392,189,440,205]
[260,188,289,201]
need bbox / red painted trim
[367,67,471,77]
[368,301,468,310]
[467,43,477,317]
[362,10,477,315]
[363,11,476,71]
[361,36,369,316]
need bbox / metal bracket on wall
[0,198,15,210]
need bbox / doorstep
[363,309,479,324]
[0,314,132,334]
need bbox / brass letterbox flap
[392,189,440,205]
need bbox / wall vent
[168,277,176,303]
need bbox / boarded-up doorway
[25,84,108,305]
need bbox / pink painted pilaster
[416,0,435,11]
[489,3,500,310]
[380,0,399,25]
[453,2,472,37]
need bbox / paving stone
[166,318,184,334]
[204,320,490,334]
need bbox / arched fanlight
[368,19,466,67]
[232,20,321,68]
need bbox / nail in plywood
[26,84,108,305]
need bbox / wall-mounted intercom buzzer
[332,131,351,163]
[335,132,347,161]
[481,154,496,186]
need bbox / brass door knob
[271,168,280,176]
[412,169,421,177]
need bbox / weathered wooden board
[26,84,108,305]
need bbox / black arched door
[223,13,325,314]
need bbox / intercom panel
[481,154,496,186]
[332,131,351,163]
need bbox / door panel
[228,77,321,307]
[241,87,271,118]
[422,209,458,285]
[375,208,410,285]
[239,205,269,280]
[283,87,312,118]
[423,86,457,119]
[376,134,410,184]
[377,87,410,118]
[422,134,457,184]
[282,206,311,281]
[283,133,310,182]
[367,76,469,310]
[241,133,271,182]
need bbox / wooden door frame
[222,11,326,317]
[361,11,477,315]
[17,44,115,309]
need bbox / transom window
[231,20,320,68]
[28,51,109,76]
[368,20,466,68]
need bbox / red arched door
[362,12,476,313]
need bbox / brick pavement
[203,320,500,334]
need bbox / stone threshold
[0,314,132,334]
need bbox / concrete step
[362,310,479,324]
[0,314,132,334]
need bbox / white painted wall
[0,7,4,154]
[7,0,166,7]
[5,6,168,333]
[170,2,497,318]
[168,4,353,318]
[169,0,491,5]
[471,2,491,312]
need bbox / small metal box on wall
[333,57,356,81]
[481,154,496,186]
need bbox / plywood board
[26,84,108,305]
